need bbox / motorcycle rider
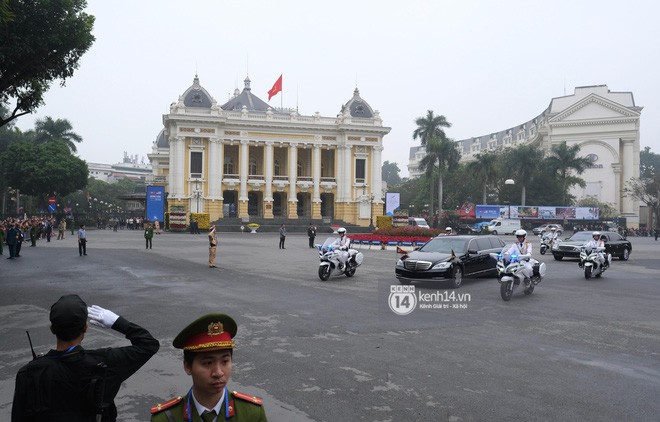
[583,231,609,268]
[544,227,559,246]
[505,229,534,285]
[331,227,351,270]
[445,227,454,236]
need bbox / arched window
[224,157,234,174]
[249,158,258,175]
[274,159,281,176]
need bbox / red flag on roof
[267,74,282,101]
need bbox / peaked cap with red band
[173,313,237,351]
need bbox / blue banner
[476,205,501,219]
[146,186,165,223]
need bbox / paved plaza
[1,230,659,421]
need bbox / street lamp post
[505,179,515,218]
[369,193,375,230]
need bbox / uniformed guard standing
[150,313,267,421]
[208,225,218,268]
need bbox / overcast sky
[15,0,660,177]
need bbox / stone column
[371,145,384,223]
[177,136,186,200]
[168,137,179,198]
[238,140,249,218]
[344,145,353,203]
[287,143,298,219]
[621,139,635,215]
[208,137,221,199]
[312,144,322,219]
[264,141,274,219]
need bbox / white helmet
[445,227,452,232]
[337,227,346,235]
[592,231,600,237]
[515,229,527,237]
[550,227,556,231]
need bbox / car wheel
[553,254,563,261]
[491,230,498,235]
[450,266,463,288]
[620,248,630,261]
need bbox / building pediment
[549,93,640,125]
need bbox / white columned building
[149,76,390,225]
[406,85,642,227]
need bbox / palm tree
[545,141,592,204]
[467,151,499,204]
[413,110,451,146]
[504,144,544,205]
[419,135,461,218]
[33,117,82,153]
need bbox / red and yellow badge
[173,314,238,351]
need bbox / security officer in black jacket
[12,294,160,421]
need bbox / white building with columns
[408,85,642,227]
[148,75,390,225]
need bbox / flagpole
[280,74,283,110]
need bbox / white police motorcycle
[316,237,364,281]
[579,246,611,279]
[491,249,546,301]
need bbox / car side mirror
[414,247,420,251]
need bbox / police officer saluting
[12,294,160,421]
[151,313,267,421]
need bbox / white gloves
[87,305,120,329]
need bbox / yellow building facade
[148,76,390,225]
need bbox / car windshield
[419,237,468,254]
[568,231,599,241]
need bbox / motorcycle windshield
[320,237,339,252]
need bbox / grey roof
[155,129,168,148]
[182,75,213,108]
[341,88,374,118]
[221,76,282,113]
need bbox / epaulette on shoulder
[232,390,263,406]
[151,396,183,414]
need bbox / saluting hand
[87,305,120,329]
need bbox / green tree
[34,116,83,153]
[0,0,95,127]
[419,135,461,217]
[626,147,660,229]
[2,141,88,198]
[575,197,619,219]
[381,160,402,186]
[412,110,451,146]
[503,144,544,206]
[545,141,592,205]
[467,151,499,204]
[640,146,660,178]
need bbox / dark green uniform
[145,226,154,249]
[151,388,267,422]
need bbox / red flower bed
[350,226,440,244]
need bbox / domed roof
[221,76,281,113]
[341,88,374,118]
[155,129,168,148]
[182,75,213,108]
